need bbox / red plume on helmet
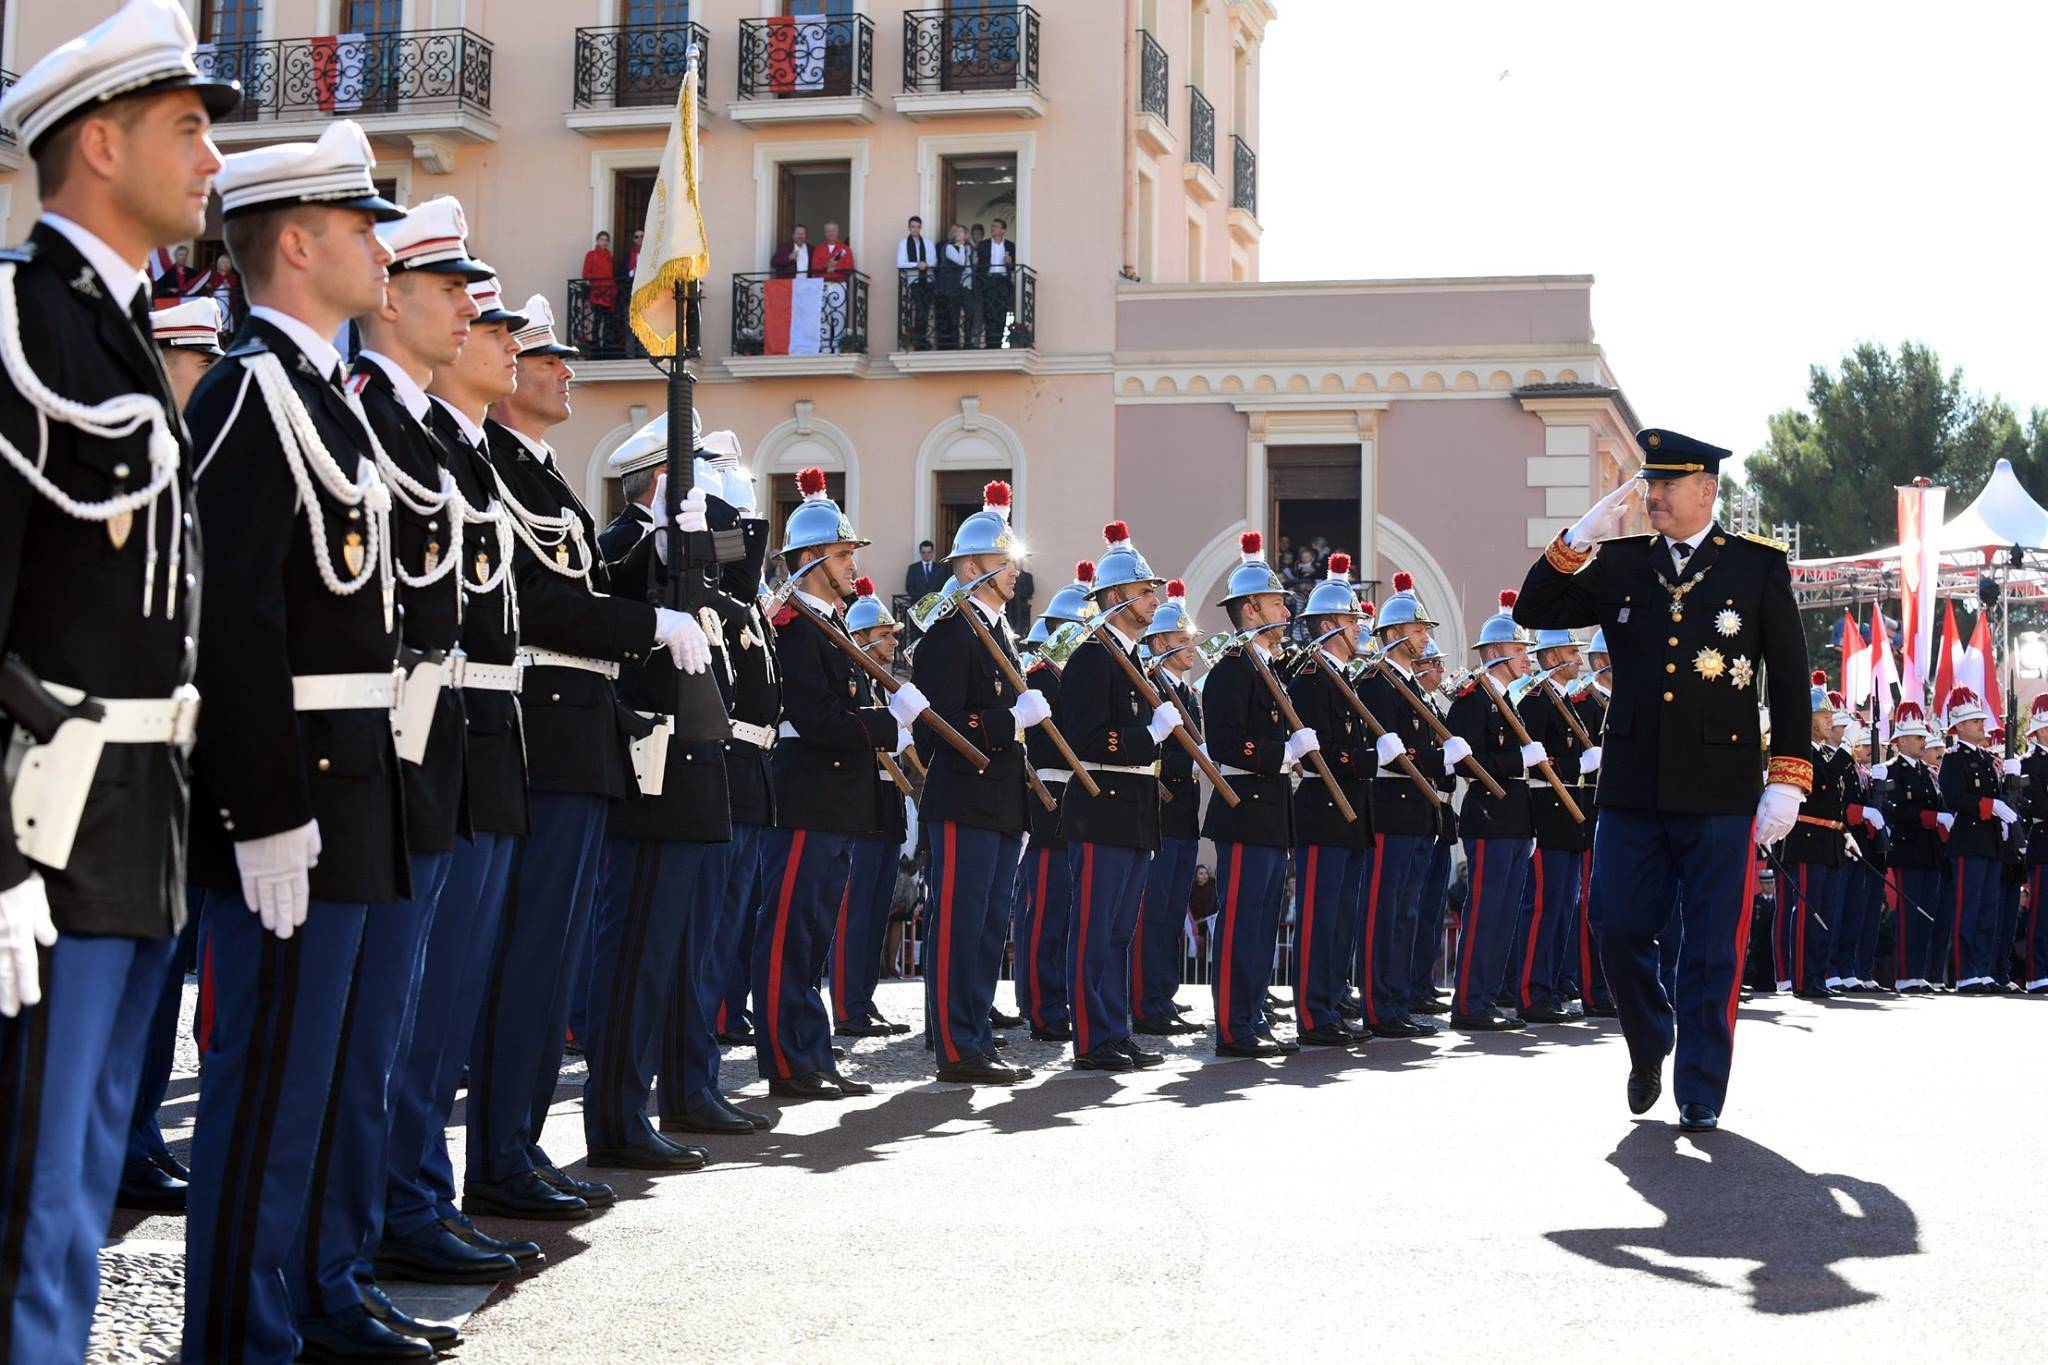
[1240,530,1263,558]
[1166,578,1186,599]
[796,466,827,498]
[1074,560,1096,584]
[1103,520,1130,545]
[1360,600,1377,618]
[852,576,875,598]
[2032,695,2048,717]
[1894,700,1924,722]
[1811,669,1827,687]
[1945,686,1979,712]
[1392,571,1414,593]
[1327,552,1352,577]
[1828,690,1845,709]
[981,480,1012,512]
[1498,589,1518,609]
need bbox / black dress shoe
[586,1136,706,1171]
[534,1159,616,1207]
[1678,1103,1719,1132]
[1029,1025,1074,1042]
[360,1281,460,1348]
[1115,1039,1165,1068]
[989,1007,1026,1028]
[992,1034,1010,1049]
[115,1154,189,1212]
[373,1220,520,1284]
[1451,1011,1523,1031]
[1073,1045,1137,1071]
[1521,1005,1573,1024]
[463,1171,590,1222]
[871,1012,912,1035]
[666,1100,756,1135]
[833,1019,891,1038]
[1584,1004,1619,1018]
[1256,1029,1301,1055]
[717,1029,756,1046]
[1215,1039,1284,1059]
[1296,1024,1357,1047]
[831,1044,848,1060]
[1132,1015,1182,1035]
[768,1070,845,1101]
[1627,1062,1664,1116]
[151,1150,192,1182]
[1370,1019,1431,1039]
[1410,998,1451,1015]
[1958,981,1998,996]
[294,1304,433,1361]
[936,1054,1030,1085]
[713,1093,775,1130]
[443,1213,541,1266]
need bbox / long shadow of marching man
[1547,1123,1919,1314]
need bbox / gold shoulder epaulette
[1738,531,1788,553]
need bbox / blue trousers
[715,822,766,1037]
[1829,861,1885,983]
[1406,838,1450,1005]
[1590,808,1757,1113]
[468,791,606,1185]
[1892,864,1943,987]
[1015,842,1072,1032]
[1507,848,1577,1011]
[1949,855,2004,985]
[979,831,1021,1020]
[1777,861,1842,994]
[1454,839,1531,1017]
[754,826,853,1080]
[1291,842,1365,1033]
[1930,863,1957,986]
[125,904,200,1166]
[924,822,1023,1065]
[657,839,739,1118]
[1068,841,1150,1055]
[1210,841,1287,1046]
[1134,835,1198,1022]
[2,932,174,1364]
[184,892,368,1365]
[2025,866,2048,988]
[1359,832,1430,1027]
[1996,870,2024,986]
[1571,849,1613,1008]
[831,833,899,1026]
[385,830,516,1239]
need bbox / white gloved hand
[893,727,915,757]
[1375,732,1406,765]
[653,607,711,674]
[1993,798,2019,825]
[1565,478,1642,550]
[1863,808,1886,832]
[2004,757,2024,777]
[1283,727,1321,764]
[676,486,708,534]
[1936,811,1957,832]
[1146,701,1181,743]
[1010,689,1052,731]
[1579,745,1603,774]
[1519,741,1549,770]
[1867,762,1888,782]
[888,682,931,728]
[649,473,670,530]
[1442,735,1473,768]
[234,820,322,940]
[1753,782,1801,847]
[0,873,59,1017]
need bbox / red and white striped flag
[1896,480,1946,702]
[763,277,824,355]
[1965,606,2001,730]
[1841,611,1871,706]
[1868,607,1898,725]
[1934,598,1962,718]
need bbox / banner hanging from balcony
[767,14,826,93]
[629,45,710,357]
[763,277,825,355]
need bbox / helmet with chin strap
[1374,570,1438,633]
[947,480,1020,560]
[1039,560,1096,626]
[845,576,898,634]
[1302,553,1365,619]
[1217,531,1284,606]
[1144,579,1199,640]
[1471,590,1529,650]
[1092,521,1163,595]
[779,466,866,560]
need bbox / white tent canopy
[1793,459,2048,568]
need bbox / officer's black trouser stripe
[470,852,524,1169]
[0,944,53,1365]
[210,931,299,1362]
[300,931,369,1302]
[594,842,659,1149]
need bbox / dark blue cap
[1636,428,1730,480]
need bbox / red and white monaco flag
[1896,481,1947,703]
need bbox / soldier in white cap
[0,0,233,1357]
[148,294,226,406]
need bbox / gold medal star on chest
[1715,608,1742,637]
[1729,655,1754,689]
[1693,647,1726,682]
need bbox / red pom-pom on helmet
[1811,669,1827,687]
[1103,520,1130,544]
[1166,578,1186,598]
[1360,600,1377,618]
[2032,695,2048,716]
[1498,589,1518,609]
[796,466,827,497]
[1075,560,1096,583]
[1945,686,1977,710]
[1895,701,1924,721]
[1828,690,1845,708]
[1240,531,1263,556]
[1392,571,1415,592]
[982,480,1012,508]
[1328,552,1352,576]
[853,576,875,598]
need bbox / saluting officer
[0,3,232,1356]
[1512,628,1590,1023]
[1132,580,1207,1037]
[1014,564,1095,1041]
[1779,676,1854,998]
[1935,687,2014,994]
[1875,701,1944,993]
[2018,698,2048,992]
[180,122,415,1363]
[1516,428,1812,1133]
[832,577,911,1039]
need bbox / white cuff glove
[1375,731,1406,765]
[234,819,322,940]
[1867,762,1888,782]
[1146,701,1181,744]
[1283,727,1321,764]
[1863,808,1885,832]
[1993,799,2019,825]
[1565,478,1641,550]
[1519,741,1549,770]
[1442,735,1473,768]
[1753,782,1801,847]
[676,486,708,534]
[888,682,931,728]
[1936,812,1956,832]
[653,606,711,675]
[0,873,58,1017]
[649,473,670,529]
[1579,745,1603,774]
[1010,689,1052,731]
[2004,757,2024,777]
[893,726,915,757]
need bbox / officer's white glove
[1993,798,2019,825]
[1010,690,1052,731]
[1146,701,1181,743]
[893,727,915,757]
[1519,741,1549,770]
[1936,811,1957,833]
[1442,736,1473,768]
[653,607,711,675]
[2004,757,2025,777]
[1283,728,1321,764]
[676,486,708,534]
[649,473,669,529]
[1753,783,1801,847]
[1565,478,1642,550]
[234,820,322,940]
[1579,745,1603,774]
[1867,762,1888,782]
[0,874,58,1017]
[1863,808,1886,832]
[1375,732,1406,765]
[888,682,931,728]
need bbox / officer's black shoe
[1369,1019,1430,1039]
[824,1068,876,1096]
[1255,1029,1302,1055]
[372,1220,520,1284]
[714,1094,776,1130]
[586,1136,706,1172]
[666,1100,757,1135]
[716,1028,756,1046]
[1132,1015,1183,1035]
[937,1054,1029,1085]
[443,1213,542,1266]
[1958,981,1998,996]
[1627,1063,1664,1116]
[1170,999,1195,1015]
[989,1007,1026,1029]
[1521,1005,1573,1024]
[462,1172,591,1222]
[534,1160,615,1207]
[1792,988,1832,1000]
[1402,1011,1444,1032]
[1410,998,1450,1015]
[1073,1045,1137,1071]
[1585,1004,1619,1018]
[871,1011,913,1035]
[768,1070,846,1101]
[1215,1039,1284,1059]
[294,1304,433,1361]
[991,1034,1010,1049]
[833,1019,891,1038]
[1114,1039,1165,1068]
[115,1155,189,1212]
[1263,993,1292,1018]
[830,1044,848,1060]
[154,1150,192,1182]
[1451,1012,1522,1031]
[1296,1025,1357,1047]
[1678,1103,1719,1132]
[359,1280,461,1348]
[1030,1026,1075,1042]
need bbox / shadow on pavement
[1546,1121,1920,1314]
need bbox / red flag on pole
[1868,607,1898,725]
[1967,607,2001,733]
[1841,611,1871,707]
[1897,480,1947,701]
[1933,599,1961,719]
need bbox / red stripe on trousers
[831,879,851,1023]
[1296,846,1320,1031]
[1456,844,1486,1015]
[1725,842,1759,1037]
[1953,869,1966,982]
[1072,843,1096,1055]
[1026,849,1050,1029]
[1892,869,1906,982]
[2029,868,2043,983]
[1216,849,1243,1043]
[1519,853,1546,1008]
[936,822,960,1064]
[1360,836,1383,1026]
[1794,865,1808,989]
[197,934,216,1055]
[1130,887,1146,1012]
[1578,850,1596,1008]
[764,830,807,1079]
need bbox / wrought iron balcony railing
[565,276,639,361]
[736,14,873,102]
[1187,86,1214,171]
[1138,29,1168,121]
[1232,133,1257,215]
[0,72,16,147]
[732,270,870,357]
[897,261,1035,353]
[573,22,709,109]
[902,6,1039,95]
[196,28,492,123]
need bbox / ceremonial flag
[1934,599,1961,716]
[1868,607,1898,724]
[1841,611,1871,706]
[1896,480,1947,701]
[1965,606,2001,729]
[763,277,824,355]
[310,34,366,114]
[147,246,175,280]
[629,47,711,357]
[767,13,826,94]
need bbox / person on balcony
[896,214,934,351]
[813,222,855,353]
[581,229,618,355]
[938,224,975,350]
[771,223,813,277]
[975,218,1018,348]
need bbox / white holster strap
[730,720,776,750]
[777,721,801,740]
[1218,764,1268,778]
[458,660,524,693]
[1033,768,1072,786]
[519,648,620,680]
[42,683,200,745]
[1081,761,1158,777]
[293,671,402,712]
[630,711,673,797]
[6,719,105,874]
[390,659,447,765]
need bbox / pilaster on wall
[1516,395,1640,548]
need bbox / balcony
[196,29,494,160]
[0,71,18,170]
[1183,85,1222,203]
[1135,29,1171,155]
[564,277,643,364]
[567,22,712,135]
[728,270,872,378]
[895,6,1044,121]
[730,14,877,126]
[893,263,1037,372]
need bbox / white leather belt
[730,720,776,749]
[293,671,401,712]
[45,683,200,745]
[1219,764,1268,778]
[1033,768,1071,786]
[456,659,524,693]
[1081,761,1157,776]
[518,649,620,680]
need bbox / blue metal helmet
[1373,569,1439,633]
[1418,638,1444,664]
[1092,521,1163,595]
[1809,670,1833,714]
[778,466,866,559]
[844,576,898,634]
[1143,578,1199,640]
[1024,616,1051,646]
[947,480,1021,560]
[1216,531,1285,606]
[1471,589,1530,651]
[1532,628,1578,654]
[1301,552,1365,619]
[1586,627,1610,657]
[1039,560,1097,625]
